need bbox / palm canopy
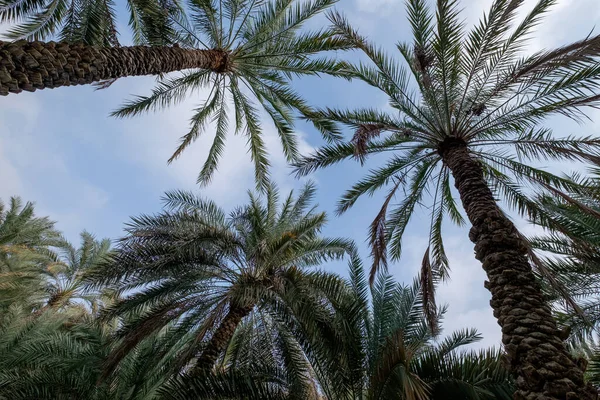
[0,196,60,250]
[0,304,317,400]
[0,197,62,310]
[1,0,350,190]
[110,0,350,190]
[295,0,600,285]
[86,181,357,390]
[45,231,112,310]
[0,302,189,400]
[0,304,119,400]
[327,259,513,400]
[0,0,184,45]
[161,307,335,399]
[528,189,600,344]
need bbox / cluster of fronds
[0,192,516,399]
[528,189,600,346]
[3,0,600,396]
[294,0,600,318]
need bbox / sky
[1,0,600,350]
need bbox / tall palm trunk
[0,41,228,95]
[193,304,253,373]
[439,138,597,400]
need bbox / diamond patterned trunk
[0,40,227,95]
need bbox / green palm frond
[84,181,356,394]
[44,231,112,311]
[1,0,184,45]
[160,367,290,399]
[0,197,62,311]
[108,0,351,190]
[295,0,600,298]
[414,347,514,400]
[0,307,112,399]
[527,189,600,344]
[0,197,61,249]
[326,265,513,400]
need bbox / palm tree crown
[295,0,600,397]
[297,0,600,284]
[110,0,350,190]
[1,0,349,189]
[0,197,59,250]
[87,182,357,392]
[0,197,61,310]
[45,231,112,310]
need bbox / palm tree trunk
[193,304,253,373]
[0,40,228,95]
[440,138,597,400]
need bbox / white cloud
[0,92,110,241]
[461,0,495,29]
[0,95,39,200]
[46,183,111,238]
[0,138,24,199]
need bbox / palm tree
[87,182,356,389]
[326,259,514,400]
[0,306,113,400]
[1,0,349,188]
[44,231,112,310]
[528,190,600,345]
[294,1,600,397]
[0,197,298,400]
[0,197,61,310]
[579,339,600,391]
[0,0,186,46]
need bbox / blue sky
[1,0,600,350]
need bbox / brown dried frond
[369,209,387,287]
[368,179,402,286]
[92,78,118,91]
[420,246,439,336]
[351,123,386,164]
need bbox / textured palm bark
[0,40,228,95]
[440,139,597,400]
[193,304,253,373]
